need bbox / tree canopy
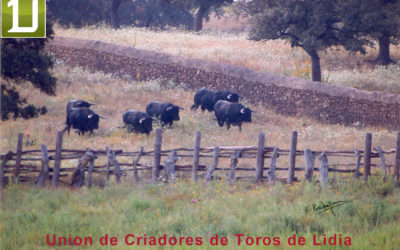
[47,0,108,28]
[339,0,400,64]
[118,0,194,30]
[1,21,56,120]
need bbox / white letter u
[8,0,39,33]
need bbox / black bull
[213,100,252,132]
[65,100,95,123]
[66,107,100,135]
[123,110,153,135]
[191,88,240,112]
[146,101,182,127]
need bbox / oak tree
[248,0,366,82]
[1,22,56,120]
[339,0,400,64]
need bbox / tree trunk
[309,49,322,82]
[194,6,209,32]
[110,0,123,29]
[376,34,392,65]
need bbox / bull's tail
[190,104,197,111]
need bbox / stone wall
[45,37,400,129]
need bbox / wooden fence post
[113,151,121,184]
[363,133,372,182]
[255,133,265,183]
[288,131,298,184]
[152,128,162,182]
[268,147,279,184]
[319,152,329,186]
[228,150,241,185]
[1,151,13,196]
[192,131,201,182]
[395,132,400,187]
[106,147,112,184]
[35,145,49,187]
[13,133,24,182]
[71,149,96,187]
[164,150,178,183]
[205,147,220,183]
[132,147,144,184]
[354,149,361,179]
[85,158,96,187]
[52,130,65,186]
[375,147,387,182]
[304,149,315,182]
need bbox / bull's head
[226,92,239,102]
[139,117,153,135]
[166,106,180,121]
[87,112,99,129]
[240,108,252,122]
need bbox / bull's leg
[206,104,214,112]
[238,124,242,132]
[191,104,198,110]
[217,119,224,127]
[201,105,206,112]
[226,122,231,130]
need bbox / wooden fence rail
[0,131,399,189]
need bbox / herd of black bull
[65,88,254,136]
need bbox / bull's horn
[227,94,232,99]
[238,95,244,98]
[250,109,256,113]
[88,114,93,118]
[88,102,96,105]
[98,115,107,119]
[178,106,186,110]
[240,108,245,114]
[166,107,173,111]
[139,118,146,124]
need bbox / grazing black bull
[66,107,100,135]
[191,88,240,112]
[123,110,153,135]
[146,101,181,127]
[65,100,95,132]
[213,100,252,132]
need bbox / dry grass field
[1,64,396,168]
[54,23,400,94]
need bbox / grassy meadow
[1,178,400,249]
